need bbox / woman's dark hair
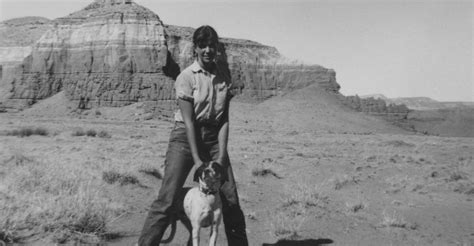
[193,25,219,48]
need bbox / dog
[185,161,224,246]
[160,161,224,246]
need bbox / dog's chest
[184,187,222,227]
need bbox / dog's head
[193,162,224,194]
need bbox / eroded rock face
[3,0,340,111]
[9,0,172,106]
[166,25,341,100]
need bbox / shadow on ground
[262,238,334,246]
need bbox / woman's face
[195,40,217,69]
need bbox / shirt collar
[190,60,217,75]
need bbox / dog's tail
[160,218,177,244]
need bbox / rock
[166,25,341,100]
[8,0,171,107]
[0,17,52,48]
[0,17,53,107]
[1,0,341,113]
[342,95,410,119]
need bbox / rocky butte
[0,0,340,116]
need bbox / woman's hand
[214,158,223,166]
[194,159,204,167]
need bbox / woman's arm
[217,100,230,165]
[178,99,202,166]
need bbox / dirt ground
[1,88,473,245]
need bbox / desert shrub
[5,127,49,137]
[33,127,49,136]
[447,170,467,182]
[72,211,106,234]
[251,167,281,178]
[97,130,111,138]
[380,140,415,148]
[281,183,327,209]
[71,129,110,138]
[381,210,417,230]
[86,129,97,137]
[270,209,305,240]
[71,129,86,136]
[102,171,139,185]
[333,175,356,190]
[138,168,162,179]
[0,226,17,244]
[346,201,366,213]
[3,152,35,166]
[453,183,474,195]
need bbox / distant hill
[358,94,474,137]
[255,85,408,135]
[360,94,474,110]
[407,107,474,137]
[359,94,388,100]
[0,17,52,47]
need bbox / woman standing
[138,25,249,246]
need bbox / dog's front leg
[208,223,218,246]
[209,210,221,246]
[192,225,200,246]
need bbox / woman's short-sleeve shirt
[174,61,232,125]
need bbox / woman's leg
[138,127,193,246]
[209,148,249,246]
[220,163,249,246]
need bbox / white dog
[184,161,224,246]
[160,162,224,246]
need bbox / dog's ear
[193,162,206,182]
[211,162,224,178]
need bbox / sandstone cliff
[166,25,340,101]
[7,0,173,108]
[1,0,340,113]
[0,17,53,104]
[0,17,51,74]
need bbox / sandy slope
[1,88,473,245]
[407,108,474,138]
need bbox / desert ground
[1,87,473,246]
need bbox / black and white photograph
[0,0,472,245]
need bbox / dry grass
[281,183,327,208]
[97,130,112,138]
[0,102,472,245]
[269,183,328,240]
[333,175,357,190]
[380,210,418,230]
[269,210,305,240]
[0,152,126,244]
[345,200,366,213]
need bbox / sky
[0,0,472,102]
